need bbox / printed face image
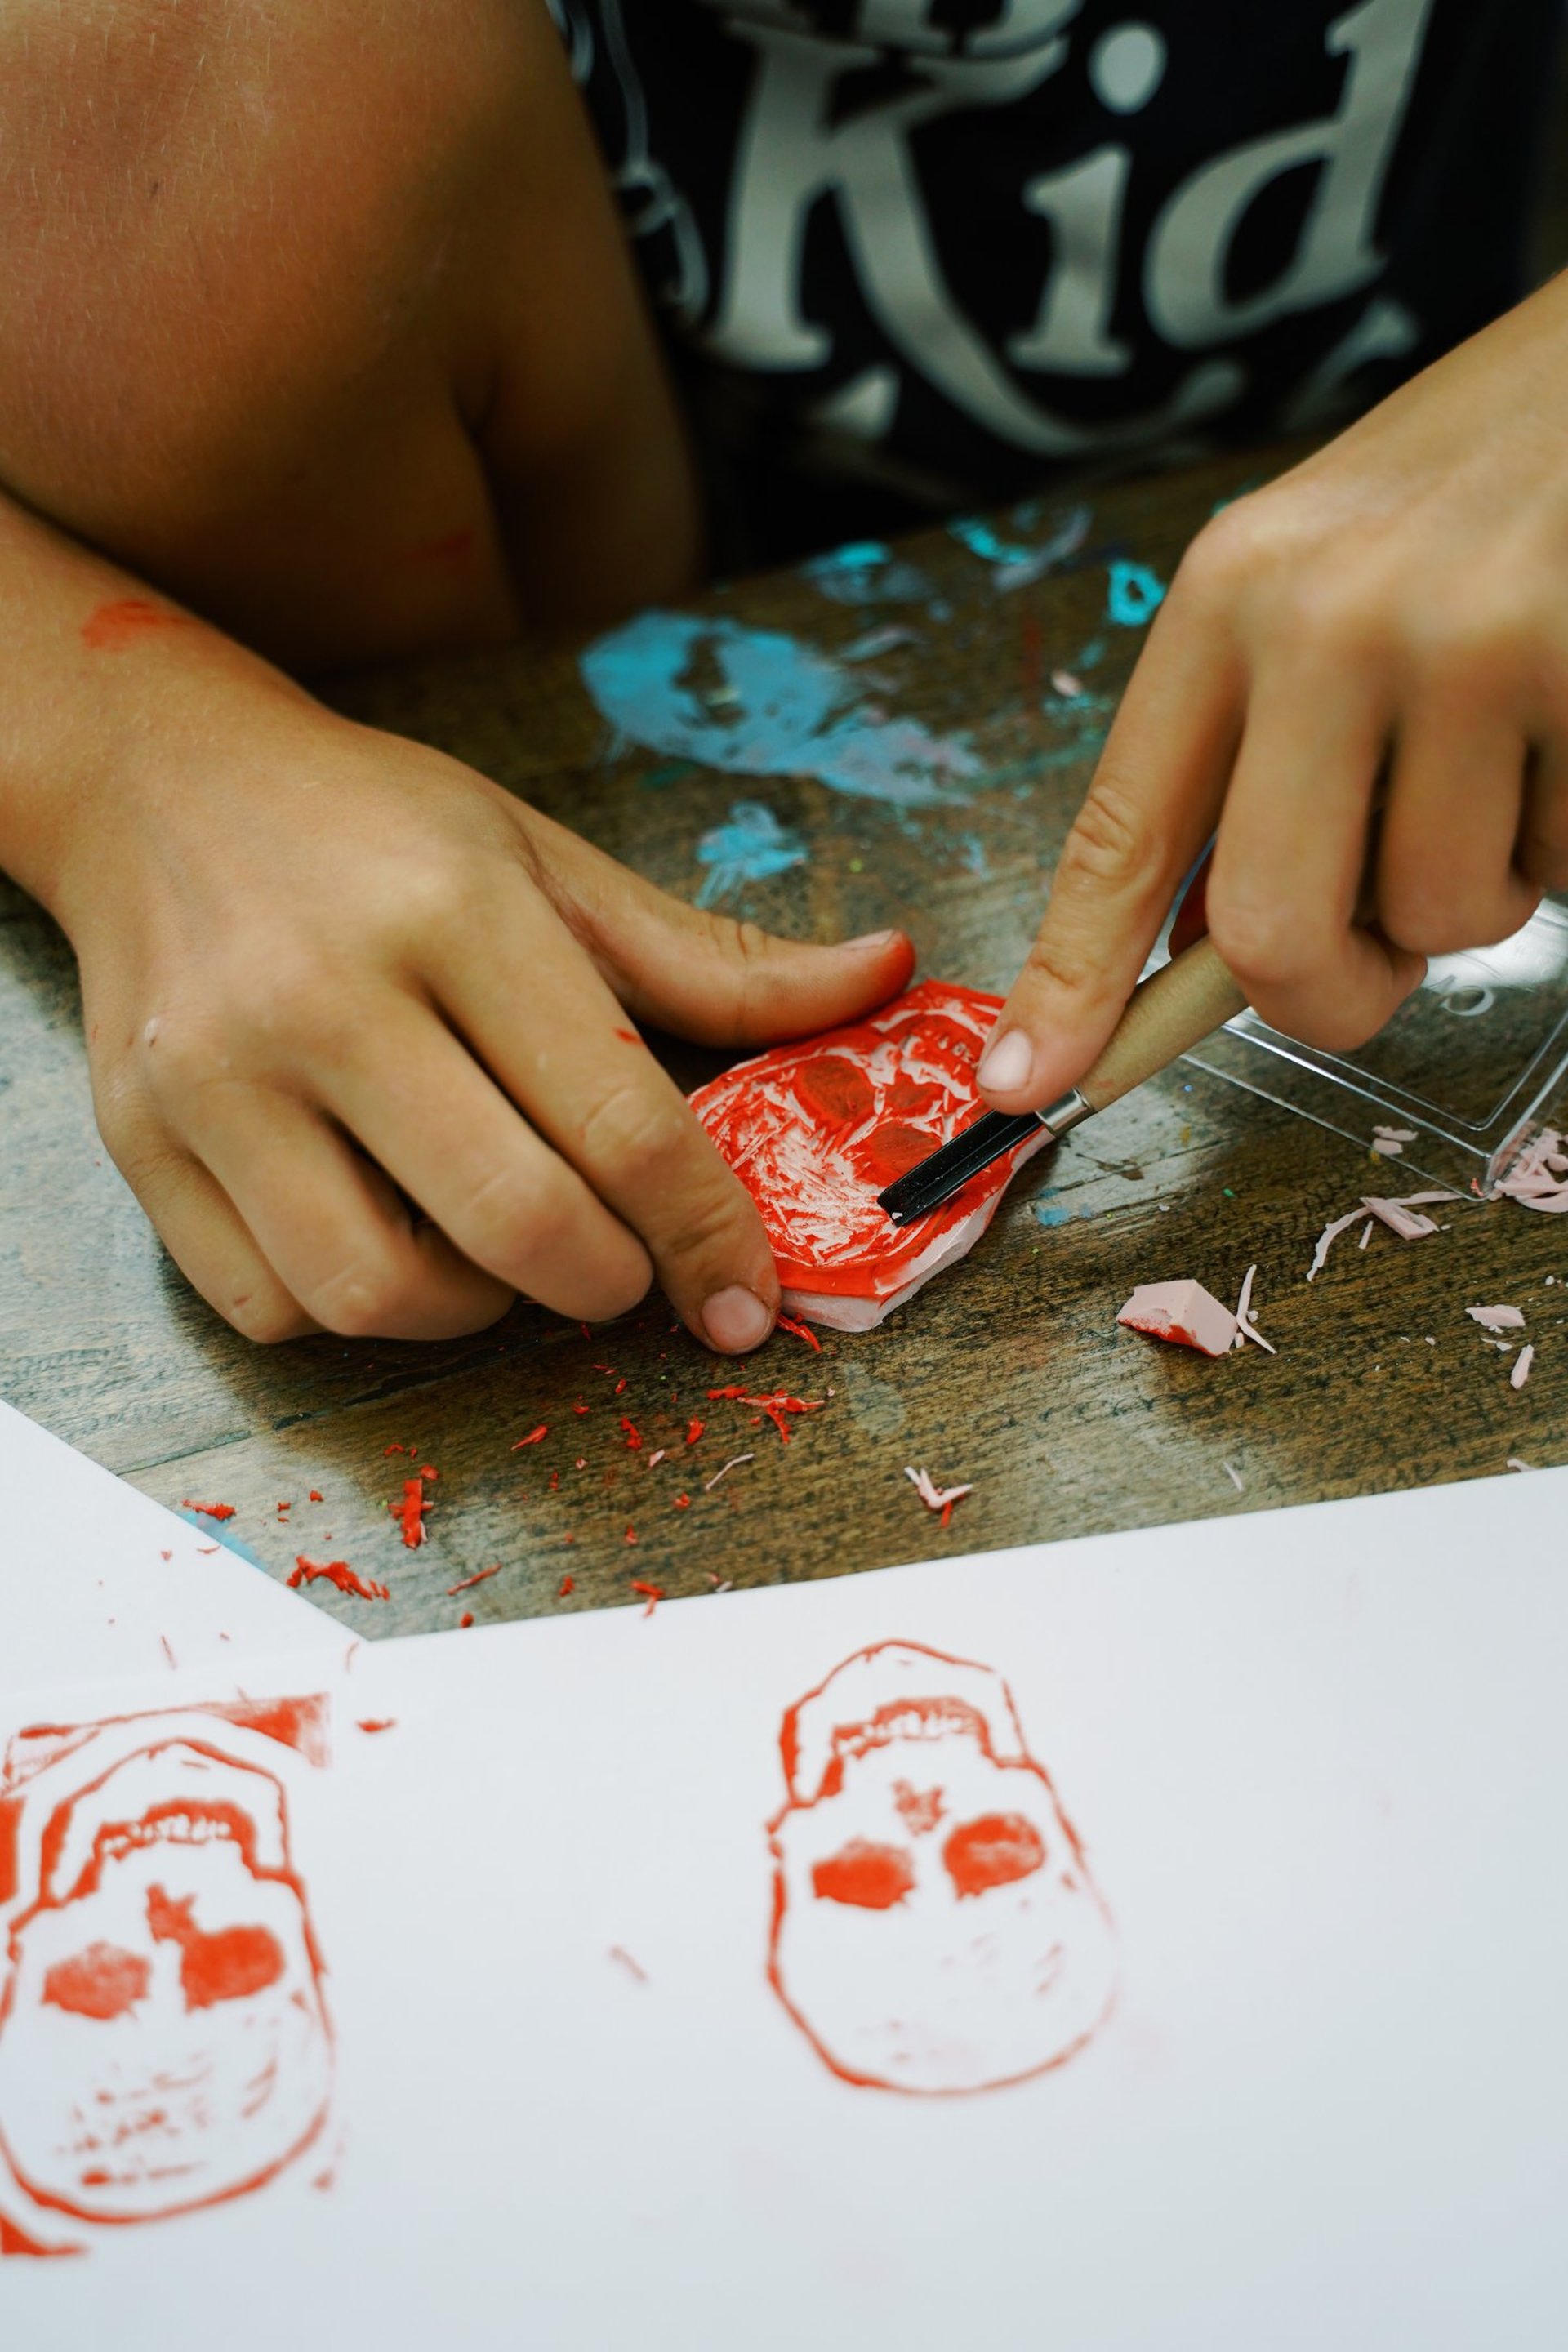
[0,1705,332,2252]
[691,982,1046,1320]
[768,1644,1116,2094]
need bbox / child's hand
[975,277,1568,1111]
[59,697,911,1347]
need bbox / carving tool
[877,935,1245,1227]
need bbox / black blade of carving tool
[877,1110,1045,1227]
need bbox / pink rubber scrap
[1467,1303,1525,1331]
[1117,1280,1238,1358]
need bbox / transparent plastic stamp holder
[1150,893,1568,1193]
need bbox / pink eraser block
[1116,1280,1238,1358]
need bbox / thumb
[564,842,916,1047]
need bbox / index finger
[977,585,1242,1111]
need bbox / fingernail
[701,1285,774,1352]
[844,929,896,950]
[976,1028,1034,1094]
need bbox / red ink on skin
[180,1501,234,1521]
[706,1388,823,1443]
[446,1565,501,1596]
[613,1028,643,1045]
[42,1943,152,2021]
[811,1840,916,1910]
[558,1575,575,1597]
[354,1719,397,1735]
[287,1557,390,1603]
[630,1579,663,1616]
[621,1418,643,1450]
[512,1426,547,1450]
[79,598,194,652]
[765,1640,1117,2099]
[391,1478,427,1548]
[776,1313,822,1352]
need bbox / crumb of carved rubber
[776,1312,822,1352]
[288,1556,390,1602]
[1507,1456,1535,1472]
[704,1451,754,1491]
[630,1579,663,1616]
[904,1466,974,1530]
[1511,1344,1535,1391]
[1231,1263,1276,1353]
[608,1945,648,1982]
[181,1499,235,1520]
[1307,1189,1464,1278]
[1468,1303,1526,1331]
[1117,1280,1236,1358]
[706,1386,824,1442]
[1370,1125,1417,1156]
[1223,1460,1245,1492]
[1493,1126,1568,1213]
[446,1565,501,1596]
[391,1477,428,1548]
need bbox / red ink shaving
[777,1313,823,1352]
[309,1490,323,1503]
[621,1417,643,1450]
[458,1612,474,1628]
[706,1387,823,1443]
[559,1575,576,1597]
[392,1478,427,1548]
[608,1944,648,1982]
[512,1426,548,1450]
[180,1501,234,1521]
[630,1579,664,1616]
[287,1557,390,1602]
[686,1419,705,1445]
[446,1564,501,1596]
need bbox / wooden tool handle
[1077,936,1246,1116]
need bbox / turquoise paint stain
[951,518,1036,568]
[694,800,808,909]
[804,541,932,604]
[950,503,1092,590]
[1077,637,1107,669]
[580,610,978,809]
[1106,561,1166,627]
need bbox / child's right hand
[53,691,912,1348]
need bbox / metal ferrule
[1036,1088,1093,1142]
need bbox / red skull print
[768,1643,1116,2094]
[0,1703,332,2252]
[690,982,1049,1330]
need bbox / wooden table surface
[3,439,1564,1638]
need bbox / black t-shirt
[555,0,1561,558]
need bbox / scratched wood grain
[2,439,1565,1645]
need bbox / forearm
[0,484,313,926]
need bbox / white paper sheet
[3,1468,1566,2349]
[0,1398,343,1692]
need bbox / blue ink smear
[804,541,931,604]
[1106,561,1166,627]
[958,833,990,877]
[580,611,978,809]
[950,505,1091,591]
[1034,1203,1074,1228]
[1077,638,1107,670]
[950,518,1036,568]
[694,800,808,909]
